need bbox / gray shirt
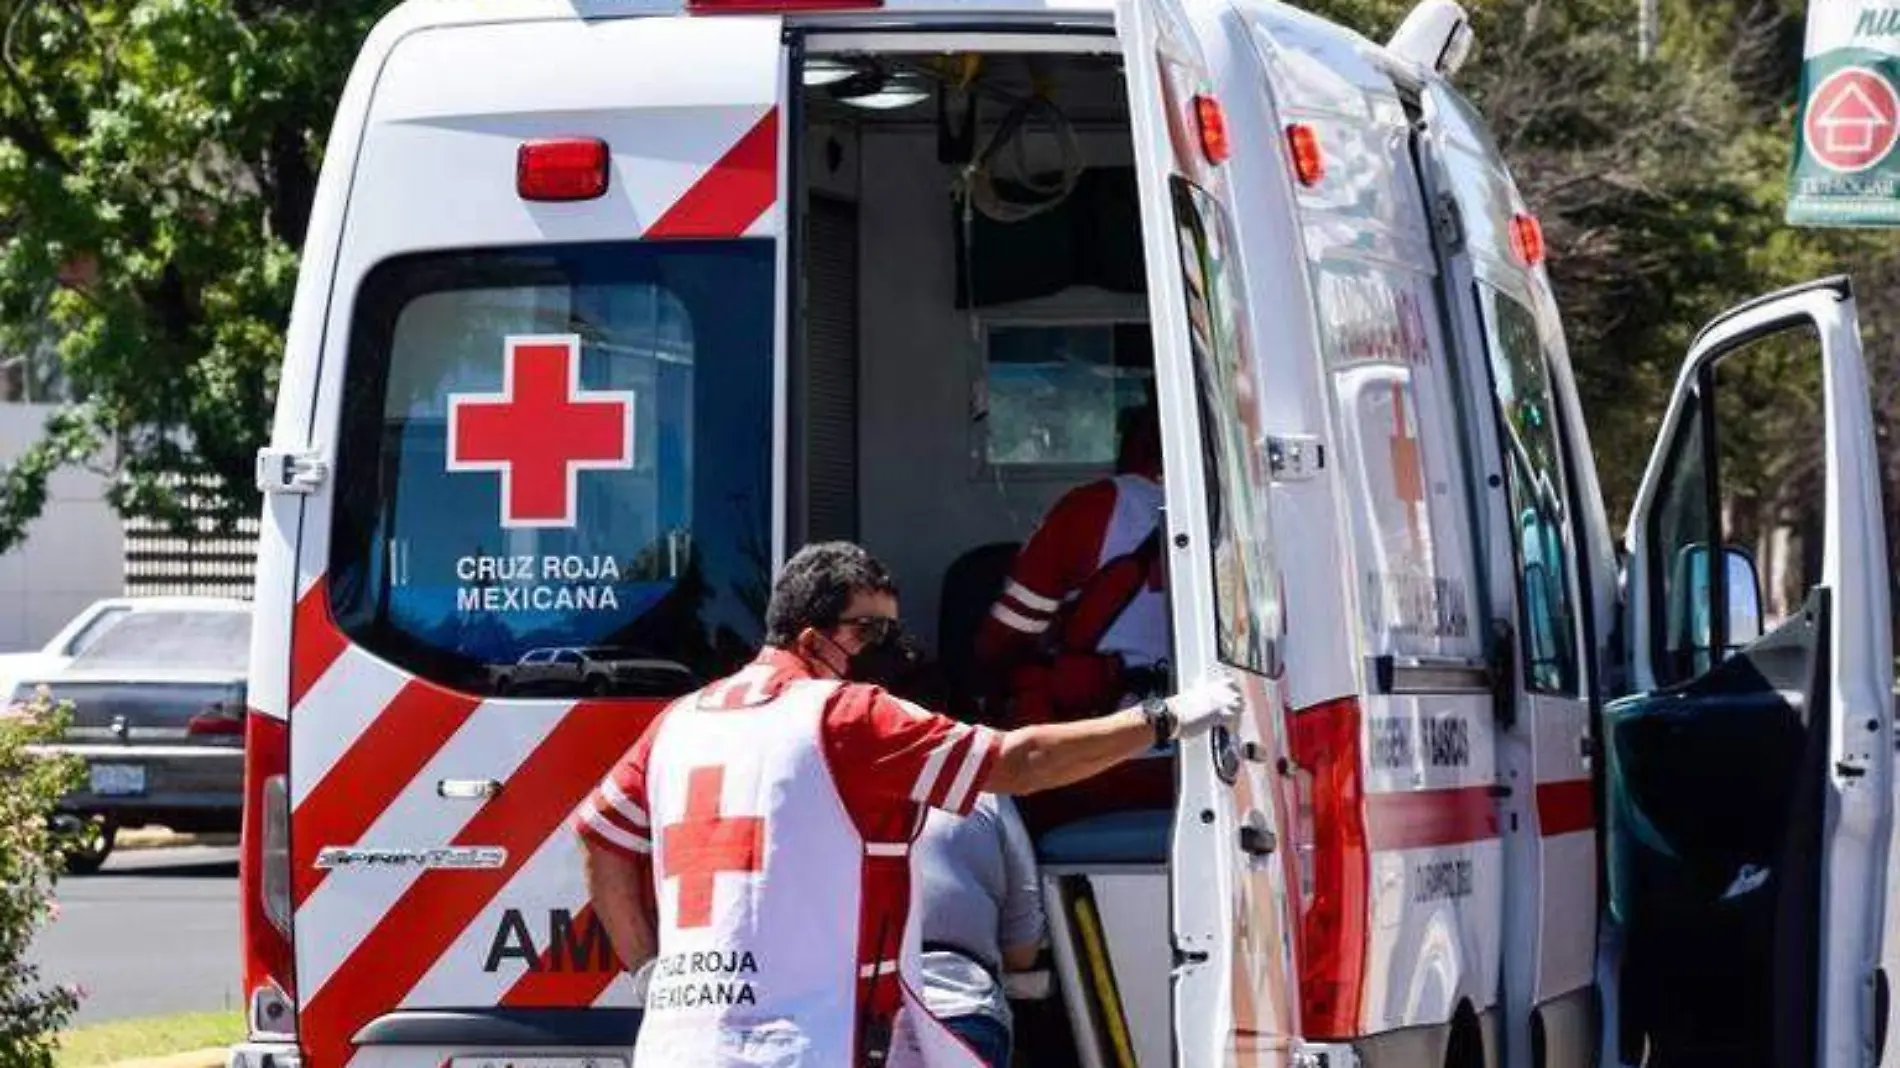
[913,793,1045,1024]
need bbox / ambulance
[227,0,1897,1064]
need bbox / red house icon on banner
[1805,67,1900,173]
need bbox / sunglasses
[836,615,903,645]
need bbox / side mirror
[1669,543,1764,671]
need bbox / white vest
[635,677,983,1068]
[1094,473,1168,669]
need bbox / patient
[914,792,1045,1067]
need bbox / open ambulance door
[1610,277,1892,1068]
[1117,0,1292,1063]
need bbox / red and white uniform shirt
[574,649,1001,1067]
[986,473,1167,669]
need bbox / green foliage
[0,690,85,1068]
[0,0,394,553]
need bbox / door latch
[1265,434,1324,482]
[256,447,327,495]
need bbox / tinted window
[1171,179,1279,675]
[330,241,774,697]
[73,611,251,673]
[1478,287,1578,695]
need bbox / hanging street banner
[1788,3,1900,226]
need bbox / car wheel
[57,814,117,876]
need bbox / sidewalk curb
[98,1047,227,1068]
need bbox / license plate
[449,1059,627,1068]
[89,763,145,796]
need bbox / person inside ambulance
[974,400,1171,833]
[573,541,1236,1067]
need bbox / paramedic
[574,541,1236,1067]
[914,793,1044,1067]
[975,401,1170,831]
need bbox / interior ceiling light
[802,57,861,86]
[831,69,931,111]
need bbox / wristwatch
[1139,694,1176,748]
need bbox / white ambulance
[228,0,1897,1065]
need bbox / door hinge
[256,447,327,495]
[1433,192,1464,252]
[1266,434,1324,483]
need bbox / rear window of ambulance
[329,241,773,698]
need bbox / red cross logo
[445,335,635,528]
[1389,381,1426,547]
[662,765,765,930]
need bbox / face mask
[847,629,920,688]
[821,618,918,688]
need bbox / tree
[0,0,393,554]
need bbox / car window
[62,605,132,657]
[71,610,251,673]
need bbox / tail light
[1286,696,1369,1038]
[240,711,297,1038]
[187,702,246,737]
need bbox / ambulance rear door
[1615,277,1892,1068]
[269,9,792,1067]
[1116,0,1292,1061]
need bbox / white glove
[1166,673,1242,739]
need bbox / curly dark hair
[764,542,900,648]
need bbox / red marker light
[517,139,610,203]
[1510,212,1546,266]
[1287,123,1325,187]
[688,0,880,10]
[1194,96,1231,164]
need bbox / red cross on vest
[663,765,766,929]
[446,334,635,528]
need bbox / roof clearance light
[688,0,880,11]
[517,138,610,203]
[1510,212,1546,266]
[1194,95,1231,164]
[1287,123,1325,187]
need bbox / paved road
[32,846,241,1025]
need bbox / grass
[55,1010,243,1068]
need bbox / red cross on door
[1388,381,1426,547]
[446,335,635,528]
[662,765,765,930]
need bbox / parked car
[0,597,158,706]
[12,598,252,873]
[488,645,698,697]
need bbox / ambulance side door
[1117,0,1289,1062]
[1618,278,1892,1068]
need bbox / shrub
[0,689,87,1068]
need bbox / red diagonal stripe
[291,578,348,709]
[291,680,483,906]
[643,109,778,239]
[1536,778,1595,837]
[1365,786,1498,852]
[499,903,623,1009]
[298,702,651,1068]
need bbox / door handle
[438,779,502,800]
[1239,812,1277,856]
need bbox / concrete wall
[0,404,123,652]
[851,128,1145,650]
